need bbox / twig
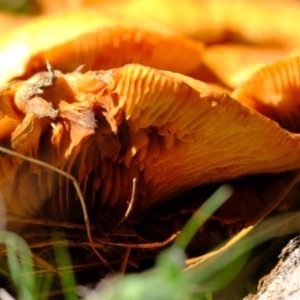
[119,178,137,225]
[29,239,93,249]
[119,247,132,275]
[5,213,96,230]
[29,232,179,250]
[95,232,180,249]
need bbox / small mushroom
[2,63,300,223]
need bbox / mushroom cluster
[1,0,300,227]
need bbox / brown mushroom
[0,10,204,84]
[2,63,300,223]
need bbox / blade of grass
[0,231,37,300]
[174,185,233,250]
[36,272,54,300]
[53,234,78,300]
[186,211,300,288]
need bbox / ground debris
[244,236,300,300]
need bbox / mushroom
[0,10,204,84]
[196,44,291,89]
[37,0,300,48]
[2,62,300,223]
[35,0,300,47]
[233,55,300,133]
[35,0,227,44]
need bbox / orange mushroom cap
[233,54,300,133]
[36,0,300,48]
[2,64,300,222]
[199,44,290,89]
[0,10,204,84]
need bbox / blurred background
[2,0,300,91]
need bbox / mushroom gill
[2,64,300,223]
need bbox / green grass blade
[0,231,37,300]
[174,185,233,250]
[53,235,78,300]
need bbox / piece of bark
[244,236,300,300]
